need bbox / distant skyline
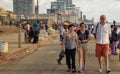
[0,0,120,22]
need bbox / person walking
[93,15,111,73]
[62,24,79,73]
[111,27,118,55]
[57,22,69,64]
[77,22,90,72]
[32,20,40,44]
[25,22,30,33]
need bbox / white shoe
[97,68,103,72]
[106,69,111,73]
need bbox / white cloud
[0,0,13,11]
[74,0,120,22]
[0,0,120,22]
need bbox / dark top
[112,31,118,41]
[77,30,89,40]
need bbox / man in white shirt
[57,22,69,65]
[93,15,111,73]
[25,22,30,33]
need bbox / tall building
[35,0,39,14]
[13,0,35,16]
[51,1,65,13]
[56,0,77,14]
[47,1,65,14]
[57,0,72,7]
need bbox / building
[47,1,65,14]
[47,9,59,14]
[0,7,16,21]
[6,10,16,21]
[35,0,39,15]
[57,0,73,14]
[13,0,35,16]
[57,0,72,7]
[37,14,78,24]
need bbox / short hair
[37,20,39,23]
[68,24,75,29]
[80,22,84,26]
[111,25,114,28]
[114,27,117,31]
[80,22,86,27]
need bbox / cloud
[0,0,120,22]
[0,0,13,11]
[74,0,120,22]
[35,0,56,13]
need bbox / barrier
[0,42,8,53]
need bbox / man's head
[100,15,106,25]
[37,20,39,23]
[63,22,69,29]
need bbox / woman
[77,22,90,72]
[111,27,118,55]
[62,24,79,73]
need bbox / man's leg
[96,44,103,72]
[98,56,103,68]
[103,44,111,73]
[104,56,109,70]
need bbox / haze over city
[0,0,120,22]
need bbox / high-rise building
[57,0,72,7]
[35,0,39,14]
[51,1,65,13]
[47,1,65,14]
[57,0,76,14]
[13,0,35,16]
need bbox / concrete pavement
[0,37,119,74]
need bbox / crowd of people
[24,20,48,44]
[56,15,120,73]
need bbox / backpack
[96,23,99,33]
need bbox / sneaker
[97,68,103,72]
[82,66,87,71]
[72,69,76,73]
[57,60,61,65]
[106,69,111,73]
[66,69,71,72]
[78,69,83,73]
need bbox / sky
[0,0,120,22]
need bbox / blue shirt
[33,22,40,31]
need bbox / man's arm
[62,34,66,51]
[93,26,96,39]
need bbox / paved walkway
[0,37,119,74]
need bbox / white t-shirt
[93,23,111,44]
[59,27,69,35]
[25,24,30,31]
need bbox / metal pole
[18,26,21,48]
